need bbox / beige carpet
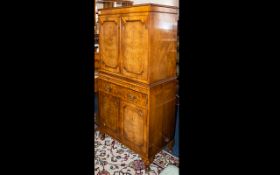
[94,131,179,175]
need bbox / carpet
[94,131,179,175]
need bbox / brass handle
[127,93,136,101]
[103,123,106,127]
[164,137,170,142]
[105,85,112,92]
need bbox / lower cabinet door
[120,101,146,154]
[99,92,120,138]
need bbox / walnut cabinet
[96,4,178,167]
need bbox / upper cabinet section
[98,4,178,84]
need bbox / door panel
[121,15,148,81]
[99,16,120,73]
[98,91,120,137]
[120,101,146,153]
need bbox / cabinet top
[98,3,178,15]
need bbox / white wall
[96,1,179,9]
[133,0,179,7]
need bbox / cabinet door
[120,101,146,153]
[99,16,120,74]
[98,92,120,138]
[120,15,149,82]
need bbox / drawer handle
[127,93,137,101]
[105,85,112,92]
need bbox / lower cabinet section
[97,76,177,167]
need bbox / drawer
[99,80,122,96]
[99,79,147,107]
[123,89,147,107]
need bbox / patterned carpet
[94,131,179,175]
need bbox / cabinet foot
[166,140,175,153]
[99,131,105,140]
[142,157,152,172]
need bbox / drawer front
[99,79,147,107]
[123,89,147,107]
[99,79,120,95]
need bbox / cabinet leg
[99,131,105,140]
[142,157,151,172]
[167,140,175,153]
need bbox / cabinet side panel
[148,80,177,158]
[149,12,178,83]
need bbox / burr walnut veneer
[96,4,178,167]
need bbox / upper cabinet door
[99,16,120,74]
[120,15,149,82]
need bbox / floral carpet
[94,131,179,175]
